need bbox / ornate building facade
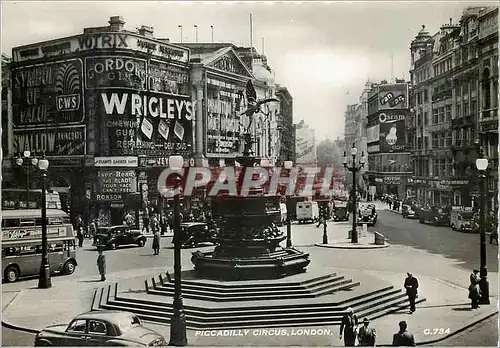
[409,6,498,209]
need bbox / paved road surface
[369,209,498,273]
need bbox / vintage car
[419,205,451,226]
[93,225,147,250]
[332,202,350,221]
[357,204,378,226]
[450,206,474,232]
[402,200,420,219]
[34,310,166,346]
[175,222,216,248]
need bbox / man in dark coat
[404,272,419,313]
[357,317,376,346]
[339,307,358,346]
[97,247,106,281]
[392,321,416,346]
[469,269,481,309]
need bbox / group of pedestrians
[339,309,416,346]
[338,273,419,346]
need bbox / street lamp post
[284,160,293,248]
[38,157,52,289]
[475,151,490,305]
[168,155,187,346]
[15,150,39,208]
[343,144,366,243]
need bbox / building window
[445,105,452,121]
[439,107,445,123]
[432,133,439,148]
[464,102,469,117]
[432,160,439,177]
[439,132,445,148]
[423,89,428,102]
[432,109,439,124]
[470,78,477,92]
[456,104,461,118]
[471,100,477,116]
[446,131,452,147]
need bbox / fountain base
[191,246,310,280]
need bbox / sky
[1,1,496,142]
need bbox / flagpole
[250,14,253,56]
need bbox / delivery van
[296,201,319,224]
[450,206,474,232]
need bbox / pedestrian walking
[339,307,358,346]
[468,269,481,309]
[89,219,97,240]
[152,231,160,255]
[97,247,106,282]
[76,216,84,247]
[404,272,419,314]
[392,321,416,346]
[357,318,376,346]
[142,210,150,234]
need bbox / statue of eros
[237,79,279,156]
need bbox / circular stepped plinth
[191,246,311,280]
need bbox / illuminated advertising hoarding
[378,83,408,110]
[12,59,84,127]
[99,90,194,156]
[379,110,407,153]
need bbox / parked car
[357,204,378,226]
[402,199,419,219]
[93,225,147,250]
[419,205,451,226]
[176,222,216,248]
[34,310,166,346]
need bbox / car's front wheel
[4,266,19,283]
[108,242,116,250]
[137,239,145,247]
[63,260,77,275]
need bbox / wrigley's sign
[12,32,189,63]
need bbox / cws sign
[12,59,84,127]
[378,83,408,110]
[379,110,407,153]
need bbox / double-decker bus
[2,209,78,282]
[2,188,63,210]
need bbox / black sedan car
[419,205,451,226]
[93,225,147,250]
[357,204,378,226]
[34,310,166,346]
[175,222,216,248]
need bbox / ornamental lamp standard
[38,157,52,289]
[168,155,187,346]
[15,150,39,208]
[342,145,366,243]
[284,160,294,248]
[475,152,490,305]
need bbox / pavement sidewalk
[2,245,497,346]
[313,222,390,249]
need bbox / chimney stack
[138,25,154,38]
[109,16,125,31]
